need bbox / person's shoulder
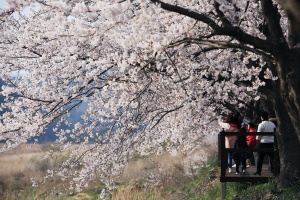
[227,127,239,132]
[267,121,276,127]
[260,120,273,126]
[257,122,263,132]
[258,121,265,125]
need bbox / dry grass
[111,187,163,200]
[121,144,218,182]
[0,144,43,178]
[0,143,218,200]
[71,193,95,200]
[112,144,218,200]
[0,143,72,199]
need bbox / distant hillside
[0,79,108,143]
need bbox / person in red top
[246,122,258,166]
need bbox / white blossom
[0,0,284,192]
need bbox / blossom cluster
[0,0,286,192]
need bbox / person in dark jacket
[232,135,250,174]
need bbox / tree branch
[150,0,221,30]
[168,38,274,61]
[261,0,288,50]
[150,104,184,129]
[150,0,277,57]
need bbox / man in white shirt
[254,111,276,175]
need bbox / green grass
[222,177,300,200]
[191,155,300,200]
[2,147,300,200]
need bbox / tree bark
[279,0,300,47]
[266,1,300,188]
[272,50,300,189]
[273,88,300,189]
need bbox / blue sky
[0,0,103,143]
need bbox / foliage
[1,147,300,200]
[0,0,300,191]
[225,178,300,200]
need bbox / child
[246,122,257,146]
[246,122,258,166]
[232,135,251,174]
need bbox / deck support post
[221,182,226,200]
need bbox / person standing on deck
[246,122,258,166]
[219,114,239,173]
[254,112,276,175]
[232,135,251,174]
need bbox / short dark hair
[226,113,239,124]
[260,111,269,120]
[225,115,234,123]
[248,122,255,128]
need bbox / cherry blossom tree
[0,0,299,191]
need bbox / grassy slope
[0,144,299,200]
[112,155,300,200]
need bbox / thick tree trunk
[273,50,300,189]
[275,119,300,189]
[275,3,300,187]
[273,82,300,189]
[279,0,300,47]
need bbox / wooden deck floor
[226,164,274,177]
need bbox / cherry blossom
[0,0,298,191]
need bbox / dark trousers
[248,148,256,166]
[228,152,233,168]
[235,158,246,173]
[256,143,274,173]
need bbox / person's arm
[256,123,263,140]
[257,122,263,132]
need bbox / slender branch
[164,50,188,94]
[214,1,232,28]
[150,0,277,56]
[8,56,40,59]
[150,0,220,31]
[168,38,274,61]
[10,94,54,103]
[1,128,21,135]
[192,47,223,57]
[150,104,184,129]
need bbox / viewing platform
[218,131,279,182]
[218,131,280,199]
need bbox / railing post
[218,132,222,167]
[221,182,226,200]
[220,131,227,177]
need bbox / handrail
[218,131,280,182]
